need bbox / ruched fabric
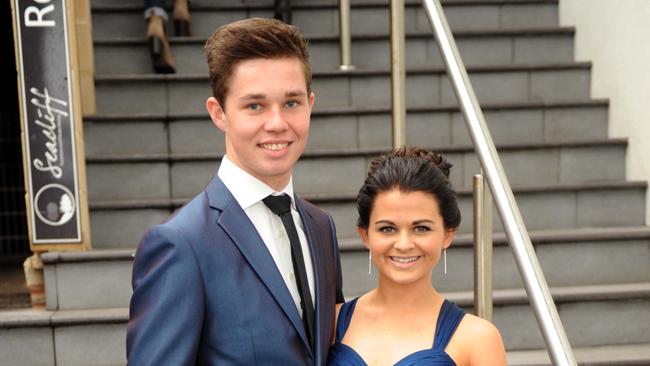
[327,298,465,365]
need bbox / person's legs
[144,0,165,17]
[145,0,175,73]
[173,0,192,36]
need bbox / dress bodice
[327,298,465,365]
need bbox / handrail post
[473,174,493,321]
[390,0,406,148]
[422,0,577,364]
[338,0,355,71]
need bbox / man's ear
[207,96,227,132]
[308,91,315,111]
[356,226,370,250]
[443,228,457,250]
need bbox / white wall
[560,0,650,224]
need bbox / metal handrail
[389,0,407,147]
[338,0,355,71]
[422,0,577,364]
[473,174,493,321]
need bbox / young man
[127,18,344,365]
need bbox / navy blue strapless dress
[327,298,465,365]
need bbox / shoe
[173,0,193,37]
[146,15,176,74]
[274,0,291,24]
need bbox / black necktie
[262,194,314,350]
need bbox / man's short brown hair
[204,18,312,106]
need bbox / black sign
[14,0,81,243]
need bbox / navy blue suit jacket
[127,175,344,365]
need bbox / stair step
[4,310,648,366]
[93,63,592,114]
[84,140,627,202]
[91,0,558,38]
[316,181,647,238]
[86,181,647,247]
[343,233,650,295]
[8,281,648,354]
[340,225,650,249]
[429,284,650,350]
[94,28,574,74]
[43,225,650,311]
[89,208,171,251]
[508,343,650,366]
[84,100,610,156]
[43,250,133,311]
[0,307,126,366]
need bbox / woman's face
[358,188,456,287]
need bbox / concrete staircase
[2,1,649,365]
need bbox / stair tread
[83,99,610,122]
[94,62,592,82]
[508,343,650,366]
[42,249,135,263]
[451,282,650,306]
[4,282,648,327]
[42,225,650,260]
[0,307,127,328]
[84,137,628,163]
[87,180,647,210]
[93,26,575,45]
[91,0,558,12]
[346,282,650,305]
[340,225,650,250]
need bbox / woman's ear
[206,96,227,132]
[356,226,370,250]
[443,228,457,250]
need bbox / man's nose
[264,105,289,131]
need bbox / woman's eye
[378,226,395,233]
[414,225,431,233]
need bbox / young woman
[328,147,507,366]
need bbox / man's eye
[286,100,298,108]
[247,103,262,111]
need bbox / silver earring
[368,251,372,275]
[443,249,447,275]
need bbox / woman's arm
[448,314,507,366]
[466,315,507,366]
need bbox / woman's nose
[393,231,414,250]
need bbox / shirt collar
[217,155,295,210]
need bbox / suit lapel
[206,176,311,353]
[295,196,325,361]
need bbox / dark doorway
[1,0,31,308]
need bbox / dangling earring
[368,251,372,275]
[443,248,447,275]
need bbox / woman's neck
[368,276,442,311]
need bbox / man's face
[207,57,314,190]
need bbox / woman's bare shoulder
[459,314,500,338]
[450,314,507,366]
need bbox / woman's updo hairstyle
[356,146,461,230]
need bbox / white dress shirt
[218,156,315,316]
